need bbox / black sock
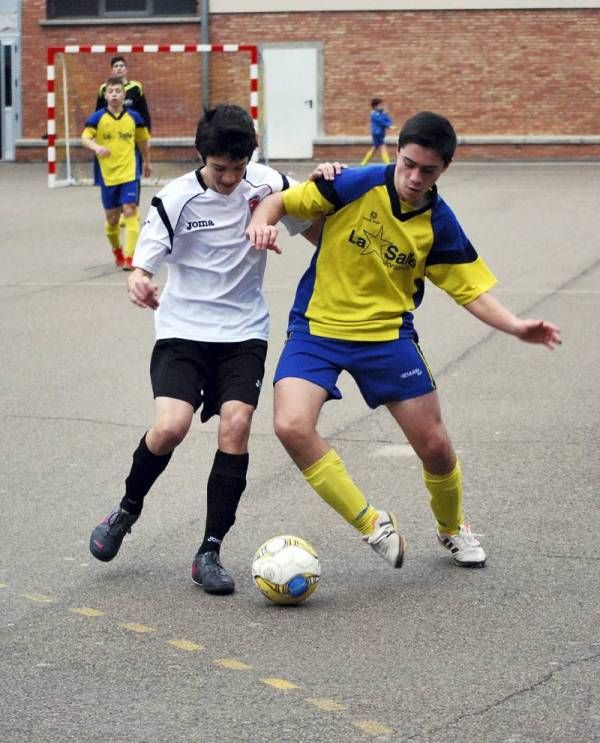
[198,450,249,554]
[120,434,172,516]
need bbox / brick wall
[19,3,600,161]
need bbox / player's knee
[219,408,252,449]
[419,427,454,469]
[274,411,312,447]
[151,418,189,452]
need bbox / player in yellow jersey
[247,111,562,571]
[82,77,151,269]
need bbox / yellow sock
[360,148,374,166]
[123,214,140,258]
[303,449,378,534]
[382,149,390,164]
[105,221,120,251]
[423,459,463,534]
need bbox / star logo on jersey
[348,224,391,258]
[361,224,394,258]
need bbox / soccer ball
[251,535,321,605]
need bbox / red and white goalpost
[46,43,259,187]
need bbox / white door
[262,46,318,160]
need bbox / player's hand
[127,269,160,309]
[96,146,110,158]
[515,319,562,349]
[308,161,346,182]
[143,161,152,178]
[246,224,281,254]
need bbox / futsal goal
[47,43,259,187]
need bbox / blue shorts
[100,180,138,210]
[372,134,386,147]
[274,332,436,409]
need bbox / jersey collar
[385,164,438,222]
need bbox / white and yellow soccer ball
[252,535,321,605]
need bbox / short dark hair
[371,98,383,108]
[195,104,258,162]
[105,76,124,89]
[397,111,457,165]
[110,55,127,67]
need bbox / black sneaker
[89,506,139,562]
[191,551,235,595]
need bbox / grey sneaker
[437,523,486,567]
[89,506,139,562]
[363,510,406,568]
[191,551,235,595]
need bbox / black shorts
[150,338,268,422]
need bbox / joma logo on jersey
[186,219,215,230]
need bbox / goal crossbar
[46,43,259,187]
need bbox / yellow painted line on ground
[352,720,395,736]
[167,639,203,652]
[262,677,300,690]
[69,607,106,617]
[0,582,7,588]
[120,623,155,634]
[306,697,347,712]
[21,593,54,603]
[214,658,252,670]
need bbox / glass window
[48,0,98,17]
[47,0,197,18]
[4,45,12,107]
[105,0,147,12]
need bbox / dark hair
[195,104,258,162]
[397,111,457,165]
[371,97,383,108]
[105,76,124,88]
[110,55,127,67]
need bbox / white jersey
[134,162,307,342]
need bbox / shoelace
[106,510,134,535]
[458,525,484,545]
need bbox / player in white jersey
[89,104,341,594]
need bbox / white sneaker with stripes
[437,523,486,567]
[363,510,406,568]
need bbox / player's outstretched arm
[127,268,160,310]
[246,192,286,253]
[464,292,562,349]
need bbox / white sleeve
[132,203,170,274]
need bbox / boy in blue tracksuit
[361,97,394,165]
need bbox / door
[262,46,319,160]
[0,39,19,161]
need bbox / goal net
[47,44,259,187]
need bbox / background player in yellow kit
[82,77,151,269]
[247,111,561,572]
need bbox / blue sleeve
[84,109,105,128]
[315,165,388,211]
[427,199,478,266]
[128,109,145,127]
[372,110,392,128]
